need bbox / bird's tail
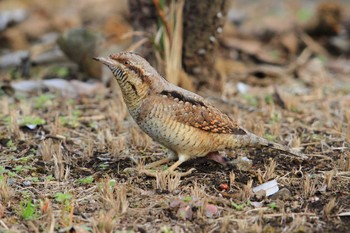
[235,133,307,159]
[265,140,307,159]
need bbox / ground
[0,0,350,232]
[0,71,349,232]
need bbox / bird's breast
[133,100,231,156]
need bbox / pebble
[271,187,292,200]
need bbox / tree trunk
[128,0,228,90]
[182,0,228,90]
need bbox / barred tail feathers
[234,133,307,159]
[265,140,307,159]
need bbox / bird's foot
[139,168,196,178]
[123,157,175,174]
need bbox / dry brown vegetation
[0,75,349,232]
[0,0,350,232]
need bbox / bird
[94,52,306,176]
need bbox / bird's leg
[124,150,176,174]
[139,150,176,176]
[144,150,177,169]
[141,154,195,177]
[166,154,196,176]
[144,157,174,169]
[167,159,184,172]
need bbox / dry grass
[338,151,350,171]
[0,75,349,232]
[52,142,66,181]
[9,110,22,139]
[257,159,277,183]
[0,0,350,231]
[229,171,235,190]
[163,0,184,85]
[93,210,115,233]
[0,5,350,232]
[324,170,335,190]
[0,89,348,232]
[324,198,337,219]
[154,0,195,90]
[156,172,181,192]
[98,179,128,215]
[239,179,253,201]
[0,176,14,203]
[303,175,318,199]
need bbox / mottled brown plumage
[94,52,306,175]
[159,90,246,135]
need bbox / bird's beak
[93,56,114,66]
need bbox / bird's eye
[124,60,129,65]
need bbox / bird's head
[94,52,163,107]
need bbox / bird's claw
[139,168,196,178]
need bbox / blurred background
[1,0,350,95]
[1,1,350,232]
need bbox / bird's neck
[115,77,148,110]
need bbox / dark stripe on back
[232,128,247,135]
[160,90,205,107]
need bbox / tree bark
[128,0,228,90]
[182,0,228,90]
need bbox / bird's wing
[160,88,247,135]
